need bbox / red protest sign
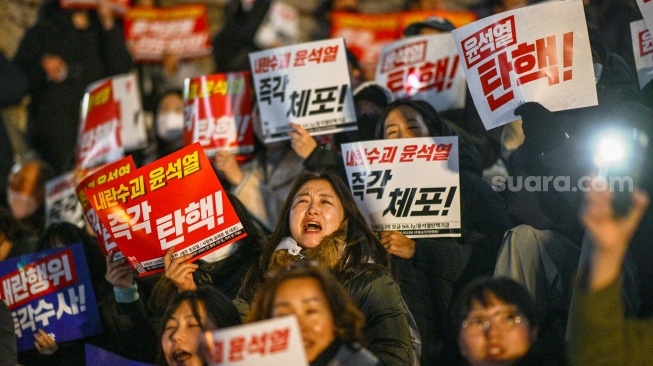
[77,79,124,170]
[184,72,255,158]
[76,156,136,260]
[83,143,246,276]
[123,4,212,63]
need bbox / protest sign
[249,38,356,143]
[331,12,399,81]
[45,171,85,229]
[83,143,246,276]
[76,157,136,261]
[85,344,155,366]
[205,316,308,366]
[0,243,102,352]
[254,1,300,49]
[342,137,461,238]
[77,79,124,169]
[183,72,255,158]
[631,20,653,90]
[637,0,653,34]
[452,0,597,130]
[78,74,148,169]
[376,33,466,112]
[123,5,212,62]
[111,73,148,151]
[332,10,477,81]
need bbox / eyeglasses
[461,306,525,335]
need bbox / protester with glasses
[452,276,567,366]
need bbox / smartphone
[596,128,649,216]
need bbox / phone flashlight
[593,128,649,216]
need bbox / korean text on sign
[452,0,597,130]
[205,316,308,366]
[249,38,357,143]
[342,137,462,238]
[376,33,466,112]
[84,143,247,277]
[0,244,102,352]
[76,157,135,261]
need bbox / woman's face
[272,277,336,362]
[162,300,215,366]
[458,294,533,366]
[383,105,430,139]
[289,179,345,249]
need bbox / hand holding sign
[164,247,199,292]
[214,151,244,186]
[34,329,58,355]
[378,230,416,259]
[105,250,134,290]
[288,123,318,159]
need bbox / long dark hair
[248,262,366,347]
[375,99,455,139]
[158,286,241,364]
[240,171,388,301]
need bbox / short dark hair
[451,276,538,337]
[248,261,365,346]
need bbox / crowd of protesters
[0,0,652,365]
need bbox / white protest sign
[111,73,148,151]
[452,0,596,130]
[376,33,466,112]
[637,0,653,34]
[341,137,461,238]
[82,73,147,154]
[205,316,308,366]
[45,171,85,228]
[254,1,300,48]
[248,38,357,143]
[631,20,653,90]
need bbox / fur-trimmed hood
[268,223,351,273]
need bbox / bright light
[594,133,627,167]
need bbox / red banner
[83,143,246,276]
[183,72,255,158]
[76,156,136,261]
[77,79,124,170]
[331,10,477,80]
[123,5,212,62]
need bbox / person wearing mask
[6,158,53,236]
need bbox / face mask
[156,112,184,142]
[7,189,39,220]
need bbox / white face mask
[7,189,39,220]
[156,112,184,142]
